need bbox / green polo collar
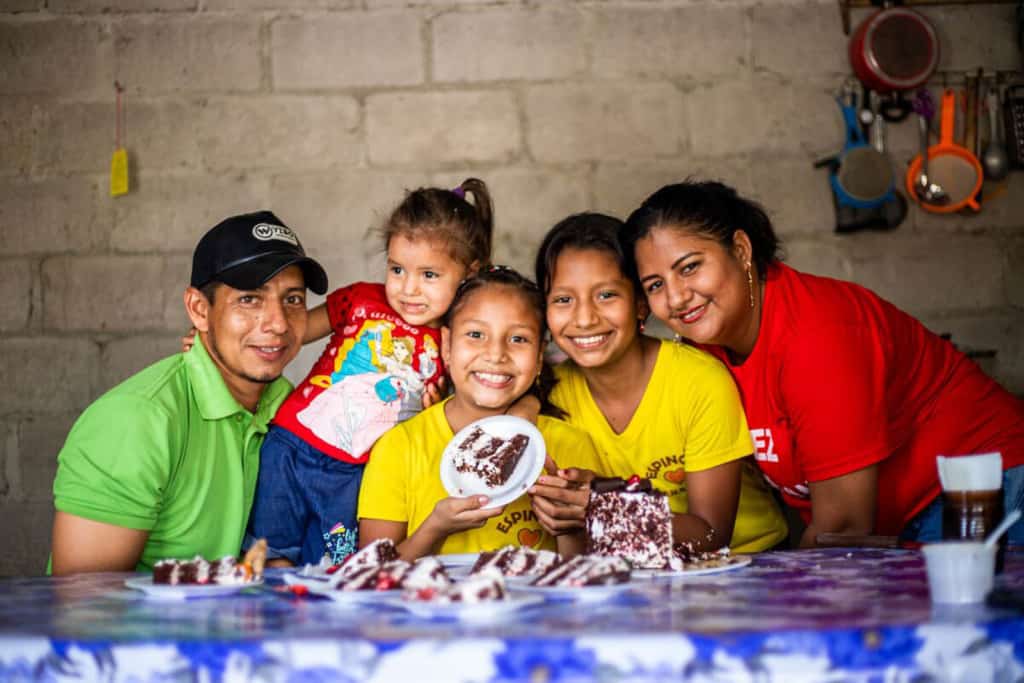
[185,335,291,423]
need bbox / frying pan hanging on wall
[849,5,939,121]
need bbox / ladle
[982,89,1010,181]
[984,508,1022,550]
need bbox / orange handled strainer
[905,89,983,213]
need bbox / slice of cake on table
[586,475,679,570]
[153,539,268,585]
[469,545,561,578]
[403,574,507,604]
[530,554,631,587]
[452,426,531,491]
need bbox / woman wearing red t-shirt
[620,180,1024,547]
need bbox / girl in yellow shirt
[358,268,606,560]
[531,213,787,553]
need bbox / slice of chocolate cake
[336,538,400,580]
[531,554,631,587]
[470,546,561,578]
[586,476,676,570]
[152,540,267,585]
[453,427,531,489]
[405,574,507,604]
[339,560,413,591]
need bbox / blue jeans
[901,464,1024,545]
[245,426,365,566]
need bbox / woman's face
[546,247,643,370]
[441,285,544,415]
[634,225,752,350]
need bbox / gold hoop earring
[746,263,755,309]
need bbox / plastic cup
[921,541,997,604]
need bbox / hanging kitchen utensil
[815,82,905,233]
[983,86,1010,180]
[911,89,948,206]
[849,5,939,122]
[1003,84,1024,169]
[905,89,983,214]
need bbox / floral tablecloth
[1,548,1022,682]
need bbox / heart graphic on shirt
[517,528,542,547]
[343,324,358,336]
[664,468,686,484]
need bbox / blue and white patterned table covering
[1,548,1022,682]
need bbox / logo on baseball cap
[191,211,328,295]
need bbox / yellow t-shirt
[551,339,787,553]
[358,400,606,555]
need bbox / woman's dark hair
[621,180,781,281]
[534,212,635,296]
[444,266,564,419]
[381,177,494,270]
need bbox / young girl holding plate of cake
[529,213,788,555]
[357,267,607,560]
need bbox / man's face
[194,266,308,406]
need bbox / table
[1,548,1022,682]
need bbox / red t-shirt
[273,282,445,464]
[707,263,1024,535]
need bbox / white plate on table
[124,576,264,600]
[440,416,546,509]
[381,593,544,620]
[437,553,481,570]
[281,573,399,604]
[519,581,636,603]
[632,554,753,579]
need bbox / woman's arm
[799,465,877,547]
[674,459,742,552]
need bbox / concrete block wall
[0,0,1021,577]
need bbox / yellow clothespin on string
[110,81,129,197]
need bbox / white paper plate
[520,581,635,602]
[632,554,753,579]
[440,415,546,509]
[382,592,544,620]
[124,576,264,600]
[437,553,481,569]
[282,572,400,604]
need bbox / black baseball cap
[190,211,328,295]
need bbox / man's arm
[51,511,149,574]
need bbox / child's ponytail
[382,177,494,273]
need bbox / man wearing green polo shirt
[50,211,328,574]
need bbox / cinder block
[16,413,77,504]
[922,313,1024,395]
[0,338,100,414]
[123,99,203,172]
[526,83,685,163]
[593,160,754,221]
[434,7,586,83]
[781,239,853,282]
[367,91,519,165]
[0,500,54,577]
[112,173,271,253]
[268,170,431,275]
[100,335,183,392]
[592,5,748,81]
[42,255,169,332]
[197,96,362,172]
[751,3,847,76]
[686,76,837,158]
[50,0,194,10]
[33,101,116,174]
[0,97,41,175]
[921,5,1021,73]
[1006,240,1024,310]
[115,16,262,94]
[208,0,355,8]
[0,177,110,255]
[0,19,112,97]
[748,157,836,237]
[0,0,42,11]
[0,420,13,499]
[846,234,1005,315]
[272,12,423,89]
[161,254,192,331]
[0,259,32,332]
